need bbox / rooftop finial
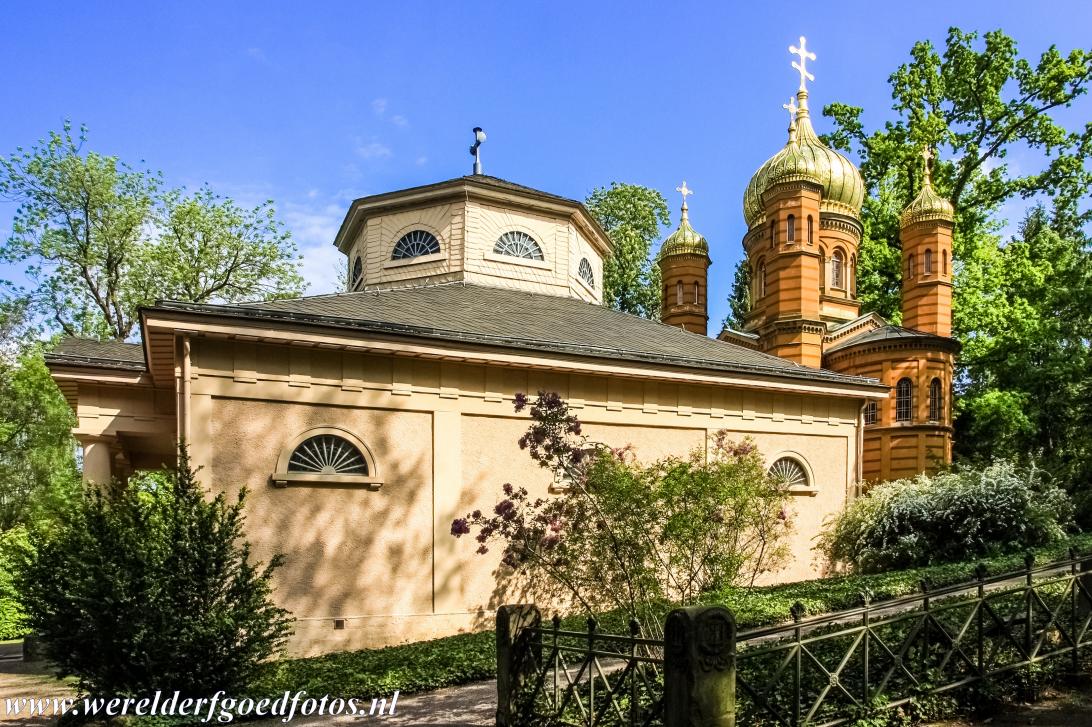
[782,96,798,141]
[789,36,815,93]
[469,127,486,175]
[676,181,693,221]
[921,146,935,186]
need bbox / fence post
[496,604,542,727]
[1024,552,1035,660]
[664,605,737,727]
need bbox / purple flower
[471,509,481,519]
[503,483,513,496]
[514,392,529,412]
[477,544,489,555]
[495,500,516,518]
[450,518,470,536]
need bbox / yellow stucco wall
[170,337,861,655]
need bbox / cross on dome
[789,36,816,92]
[922,146,935,184]
[782,97,798,125]
[676,181,693,221]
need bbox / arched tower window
[850,254,857,296]
[924,249,934,275]
[943,250,949,275]
[759,261,767,298]
[676,281,683,305]
[392,230,441,260]
[693,281,700,305]
[787,214,796,242]
[807,215,814,245]
[907,253,916,280]
[896,378,913,422]
[831,250,845,290]
[769,220,776,248]
[351,256,363,291]
[929,377,943,422]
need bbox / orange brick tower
[738,39,865,367]
[718,36,960,484]
[658,181,711,334]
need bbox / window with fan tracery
[493,231,544,260]
[392,230,440,260]
[288,435,369,475]
[768,457,809,489]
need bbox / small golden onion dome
[900,154,954,227]
[743,91,865,228]
[660,192,709,258]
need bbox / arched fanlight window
[494,231,544,260]
[288,434,368,475]
[676,281,683,305]
[787,214,796,242]
[924,249,934,275]
[907,253,916,280]
[929,377,943,422]
[942,249,949,275]
[577,257,594,287]
[392,230,441,260]
[693,281,700,305]
[351,256,363,291]
[864,400,878,425]
[769,457,810,489]
[831,250,845,289]
[759,261,767,298]
[896,378,913,422]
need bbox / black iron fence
[496,549,1092,726]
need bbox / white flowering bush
[822,460,1074,573]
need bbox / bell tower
[658,181,711,334]
[900,148,954,337]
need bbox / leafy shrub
[15,446,293,697]
[821,460,1074,573]
[0,526,31,639]
[452,392,791,629]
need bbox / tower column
[659,182,711,335]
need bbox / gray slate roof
[825,324,960,354]
[147,283,881,388]
[48,338,146,370]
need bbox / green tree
[16,445,292,697]
[0,347,79,533]
[723,260,751,331]
[585,183,669,319]
[820,28,1092,321]
[0,123,305,341]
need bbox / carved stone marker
[495,604,541,727]
[664,605,737,727]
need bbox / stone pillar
[495,604,542,727]
[664,605,737,727]
[81,437,113,486]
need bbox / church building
[46,39,954,655]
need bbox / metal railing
[496,549,1092,727]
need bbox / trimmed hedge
[251,532,1092,699]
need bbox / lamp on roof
[469,127,486,175]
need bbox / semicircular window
[351,256,363,291]
[768,457,809,489]
[288,435,368,475]
[578,257,594,287]
[392,230,440,260]
[493,231,544,261]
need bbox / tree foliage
[585,183,669,319]
[451,392,791,628]
[723,260,751,331]
[821,27,1092,321]
[15,446,292,697]
[0,123,304,341]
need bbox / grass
[250,533,1092,700]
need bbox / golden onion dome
[660,189,709,258]
[742,90,865,228]
[900,152,954,227]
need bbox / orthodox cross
[789,36,816,92]
[922,146,935,184]
[676,181,693,206]
[782,97,798,125]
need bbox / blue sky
[1,1,1089,328]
